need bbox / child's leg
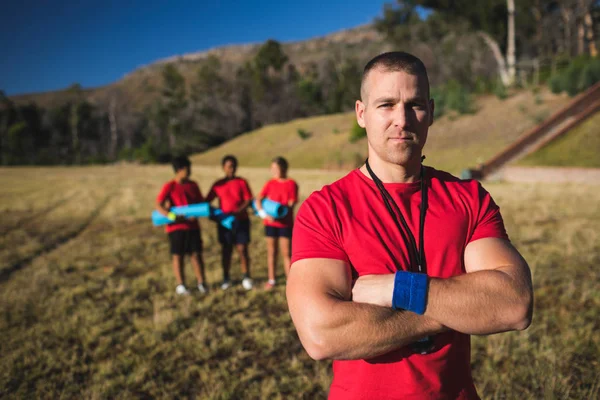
[267,237,278,282]
[236,243,250,277]
[279,236,292,277]
[190,252,205,284]
[172,255,185,285]
[188,230,205,285]
[221,244,233,282]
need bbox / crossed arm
[286,238,533,361]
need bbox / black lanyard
[365,159,427,274]
[365,158,435,354]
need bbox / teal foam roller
[152,203,235,229]
[252,198,288,219]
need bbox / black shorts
[168,229,203,255]
[218,219,251,245]
[265,226,293,238]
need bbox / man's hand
[352,274,395,307]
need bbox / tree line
[0,40,364,165]
[1,0,598,165]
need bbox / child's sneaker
[264,280,276,290]
[220,280,232,291]
[242,277,254,291]
[197,283,207,294]
[175,284,190,295]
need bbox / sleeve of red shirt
[259,181,271,198]
[468,182,509,243]
[156,182,172,204]
[242,179,253,201]
[291,191,349,265]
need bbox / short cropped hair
[361,52,430,100]
[272,156,289,173]
[172,155,191,172]
[222,154,238,168]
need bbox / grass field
[1,165,599,399]
[192,88,571,174]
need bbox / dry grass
[0,165,598,399]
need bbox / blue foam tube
[152,202,235,229]
[252,198,288,219]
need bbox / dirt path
[492,166,600,184]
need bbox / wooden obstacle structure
[463,81,600,180]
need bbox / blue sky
[1,0,397,96]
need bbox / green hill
[517,112,600,168]
[192,88,571,174]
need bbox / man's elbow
[303,339,330,361]
[509,289,533,331]
[297,323,337,361]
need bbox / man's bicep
[287,258,352,318]
[464,237,530,281]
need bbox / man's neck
[360,156,421,184]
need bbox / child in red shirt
[205,155,254,291]
[256,157,298,290]
[156,156,207,295]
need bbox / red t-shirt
[292,167,509,400]
[206,177,253,220]
[156,180,203,233]
[258,178,299,228]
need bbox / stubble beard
[370,137,422,168]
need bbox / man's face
[356,68,434,167]
[223,160,236,178]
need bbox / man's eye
[379,103,393,108]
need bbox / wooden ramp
[464,81,600,180]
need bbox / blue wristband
[392,271,429,315]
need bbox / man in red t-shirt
[156,156,207,296]
[287,52,533,399]
[255,156,299,290]
[205,155,254,291]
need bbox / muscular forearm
[296,297,445,360]
[426,268,532,335]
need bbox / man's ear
[356,100,366,128]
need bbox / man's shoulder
[428,167,480,189]
[427,166,487,203]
